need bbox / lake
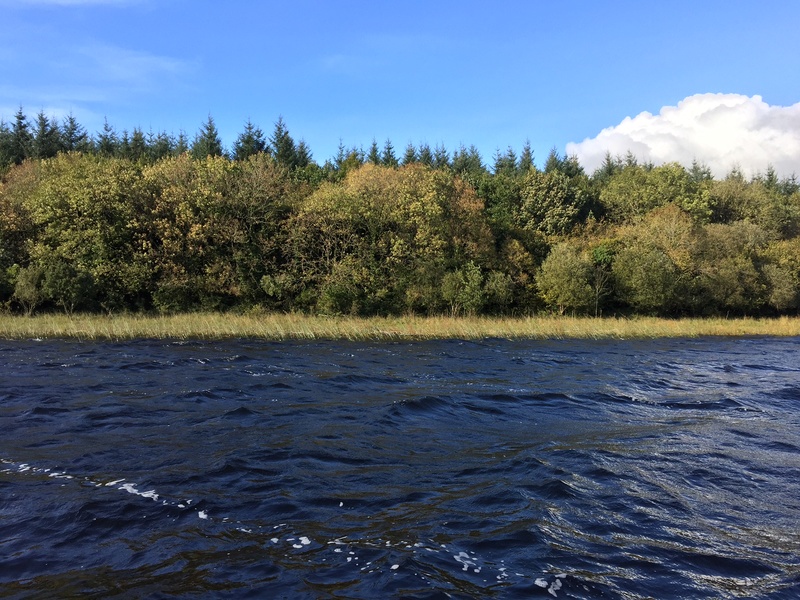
[2,337,800,598]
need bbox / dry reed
[1,313,800,341]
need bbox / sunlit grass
[1,312,800,341]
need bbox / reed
[1,313,800,341]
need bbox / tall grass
[1,313,800,341]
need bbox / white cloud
[566,93,800,178]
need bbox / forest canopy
[1,108,799,317]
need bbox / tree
[441,261,484,316]
[366,139,381,165]
[270,116,298,168]
[612,243,680,315]
[381,139,398,167]
[418,143,434,167]
[518,140,534,173]
[129,127,148,162]
[516,170,588,236]
[96,118,119,157]
[41,257,95,315]
[433,144,449,169]
[13,265,45,316]
[9,107,32,165]
[232,119,267,161]
[191,115,224,159]
[493,146,517,175]
[536,243,593,314]
[31,111,61,160]
[600,162,711,223]
[401,143,417,165]
[60,113,90,153]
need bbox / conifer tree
[191,115,224,158]
[418,143,434,167]
[270,116,298,168]
[433,144,449,169]
[232,119,267,161]
[96,118,119,157]
[381,139,398,167]
[31,111,61,159]
[367,139,381,165]
[401,143,417,165]
[60,112,90,153]
[519,140,534,173]
[10,107,31,165]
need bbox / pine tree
[31,110,61,159]
[96,118,119,157]
[10,107,31,164]
[191,115,224,159]
[270,116,298,168]
[519,140,534,173]
[60,112,89,153]
[174,130,189,155]
[367,139,381,165]
[401,142,417,165]
[295,139,312,168]
[232,119,267,161]
[129,127,148,162]
[381,139,398,167]
[433,143,449,169]
[493,146,517,175]
[418,143,434,167]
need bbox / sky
[1,0,799,177]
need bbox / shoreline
[1,313,800,341]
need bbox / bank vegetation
[2,109,800,327]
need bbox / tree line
[1,108,799,318]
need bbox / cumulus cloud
[567,93,800,178]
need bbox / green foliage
[13,264,45,316]
[537,243,594,314]
[41,257,95,315]
[191,115,224,159]
[517,170,588,236]
[442,261,484,316]
[601,162,711,223]
[2,108,800,318]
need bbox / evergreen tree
[295,139,312,168]
[401,142,417,165]
[129,127,148,162]
[118,129,132,159]
[232,119,267,161]
[367,139,381,165]
[96,118,119,157]
[0,119,11,168]
[433,143,449,169]
[60,112,89,153]
[174,130,189,154]
[451,144,484,176]
[519,140,534,173]
[10,107,32,165]
[493,146,518,175]
[381,139,398,167]
[191,115,224,158]
[270,116,298,168]
[418,143,434,167]
[544,148,563,173]
[147,129,174,161]
[31,111,61,159]
[689,159,713,183]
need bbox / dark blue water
[2,337,800,599]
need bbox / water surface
[2,337,800,598]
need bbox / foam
[1,456,569,591]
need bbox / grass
[1,312,800,341]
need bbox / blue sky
[2,0,800,174]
